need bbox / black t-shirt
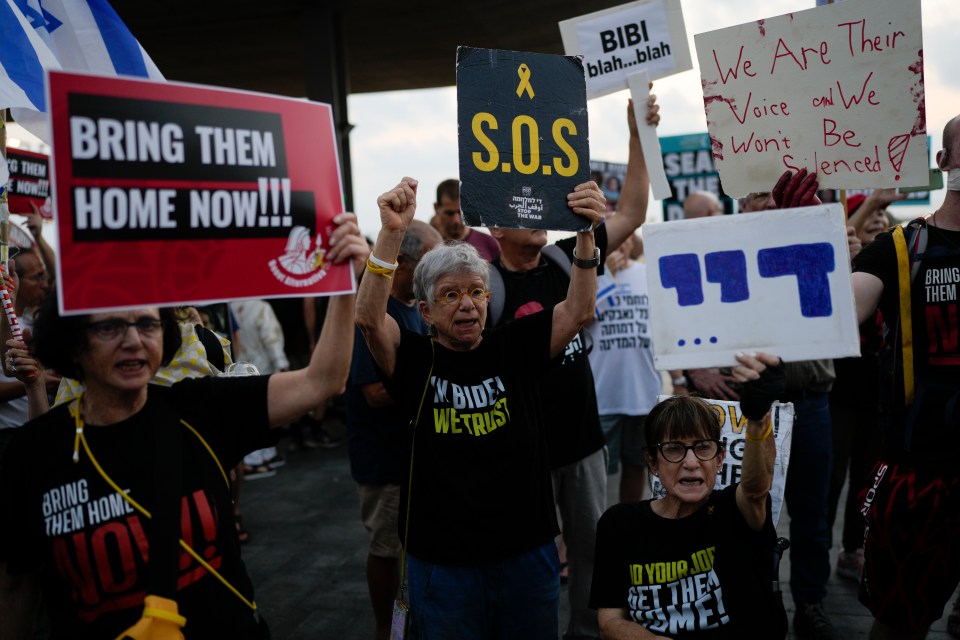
[0,376,270,639]
[590,486,776,639]
[387,310,558,565]
[489,227,609,468]
[853,223,960,468]
[346,296,427,485]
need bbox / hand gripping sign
[457,47,591,232]
[642,204,859,370]
[48,71,353,314]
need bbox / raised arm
[731,352,784,531]
[847,188,904,237]
[604,93,660,253]
[551,182,605,357]
[4,338,49,419]
[356,178,419,378]
[25,204,56,290]
[266,212,368,427]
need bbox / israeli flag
[0,0,164,143]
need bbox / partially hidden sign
[457,47,591,232]
[642,204,860,370]
[694,0,926,197]
[48,71,352,315]
[660,133,735,221]
[6,148,52,217]
[559,0,692,100]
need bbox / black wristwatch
[572,247,601,269]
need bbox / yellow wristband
[744,419,773,443]
[365,257,395,279]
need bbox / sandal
[948,598,960,639]
[241,464,276,480]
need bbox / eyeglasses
[655,439,722,463]
[85,318,164,341]
[434,288,491,306]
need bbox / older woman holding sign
[356,177,604,639]
[0,213,368,639]
[590,352,788,639]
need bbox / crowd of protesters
[0,89,957,640]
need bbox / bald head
[939,114,960,172]
[683,191,723,219]
[401,220,442,261]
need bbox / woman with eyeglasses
[590,352,787,639]
[356,177,604,639]
[0,213,368,639]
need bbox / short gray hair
[413,241,490,305]
[401,220,442,262]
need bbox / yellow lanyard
[68,396,256,611]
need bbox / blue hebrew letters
[659,254,703,306]
[757,243,835,317]
[659,243,836,319]
[705,250,749,303]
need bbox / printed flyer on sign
[48,71,353,314]
[651,396,794,525]
[457,47,591,232]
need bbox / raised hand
[377,177,418,232]
[731,352,785,421]
[326,212,369,274]
[626,89,660,137]
[772,169,822,208]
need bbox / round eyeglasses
[655,439,722,463]
[434,288,491,306]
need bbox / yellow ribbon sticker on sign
[516,64,535,99]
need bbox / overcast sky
[346,0,958,237]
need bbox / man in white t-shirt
[587,235,682,502]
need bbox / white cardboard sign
[559,0,692,100]
[694,0,926,197]
[643,204,860,370]
[628,70,671,200]
[651,397,794,526]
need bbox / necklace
[931,209,960,250]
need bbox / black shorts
[859,460,960,628]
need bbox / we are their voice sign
[695,0,926,197]
[49,71,352,314]
[643,205,860,371]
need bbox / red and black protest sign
[49,71,351,314]
[6,148,52,217]
[457,47,591,232]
